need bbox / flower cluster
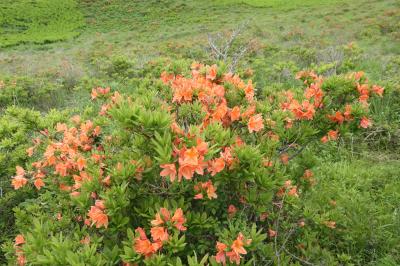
[161,63,264,133]
[214,233,252,265]
[134,208,186,258]
[14,235,26,266]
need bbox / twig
[282,247,315,266]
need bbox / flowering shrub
[4,63,384,265]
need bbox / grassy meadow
[0,0,399,265]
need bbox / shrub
[0,76,61,110]
[0,107,72,262]
[2,63,385,265]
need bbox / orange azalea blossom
[208,157,225,176]
[284,117,293,129]
[230,106,240,121]
[324,221,336,229]
[248,114,264,133]
[87,205,109,228]
[220,147,235,167]
[228,204,237,218]
[151,207,186,231]
[231,233,248,255]
[12,166,28,190]
[214,233,251,265]
[328,111,344,124]
[360,116,372,128]
[304,82,324,107]
[15,235,25,246]
[171,208,187,231]
[344,104,353,121]
[244,80,255,102]
[356,83,370,104]
[17,255,26,266]
[134,227,162,258]
[302,169,315,184]
[280,153,289,165]
[150,227,169,242]
[193,180,217,200]
[207,64,218,80]
[372,85,384,97]
[268,229,277,238]
[328,130,339,140]
[160,163,177,182]
[151,207,170,226]
[241,105,256,119]
[215,242,227,265]
[12,176,28,190]
[33,178,45,190]
[80,235,91,245]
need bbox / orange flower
[208,157,225,176]
[244,80,254,102]
[171,208,186,231]
[302,169,313,180]
[268,229,277,237]
[215,242,227,265]
[87,206,108,228]
[80,235,91,245]
[16,166,25,176]
[26,147,34,157]
[160,163,177,182]
[15,235,25,246]
[76,157,86,171]
[12,165,28,189]
[196,138,208,155]
[150,227,169,242]
[360,116,372,128]
[248,114,264,133]
[372,85,384,97]
[151,213,165,227]
[207,64,218,80]
[12,177,28,190]
[231,233,247,255]
[230,106,241,122]
[226,251,240,265]
[344,104,353,121]
[328,111,344,124]
[194,180,218,200]
[151,208,171,226]
[213,85,225,97]
[134,238,161,258]
[327,130,339,140]
[287,186,299,197]
[183,147,199,165]
[280,153,289,165]
[91,88,98,100]
[324,221,336,229]
[34,178,45,190]
[17,255,26,266]
[228,204,237,218]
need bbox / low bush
[2,63,388,265]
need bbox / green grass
[303,158,400,264]
[219,0,343,8]
[0,0,84,47]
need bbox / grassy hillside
[0,0,84,47]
